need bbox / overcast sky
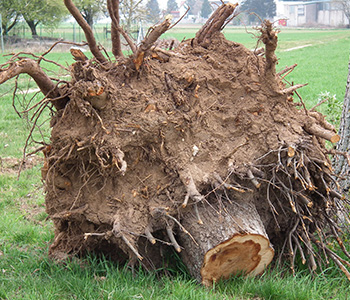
[158,0,167,10]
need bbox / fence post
[0,14,4,53]
[40,23,42,45]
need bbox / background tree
[187,0,196,14]
[167,0,178,13]
[0,0,21,36]
[74,0,107,27]
[120,0,146,33]
[335,0,350,25]
[240,0,276,24]
[20,0,68,37]
[146,0,160,23]
[200,0,212,18]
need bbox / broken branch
[0,58,68,110]
[64,0,107,64]
[304,123,340,143]
[133,19,171,70]
[282,84,308,95]
[247,169,261,188]
[194,3,238,47]
[145,226,156,244]
[260,20,279,82]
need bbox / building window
[318,2,330,11]
[297,5,304,16]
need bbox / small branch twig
[168,6,190,30]
[293,235,306,264]
[282,83,308,95]
[194,203,203,225]
[277,63,297,77]
[145,226,156,244]
[310,235,350,280]
[309,98,329,112]
[165,212,198,245]
[247,169,261,188]
[121,234,143,261]
[113,221,143,261]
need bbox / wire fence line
[9,23,128,42]
[3,22,146,52]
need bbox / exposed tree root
[1,1,350,287]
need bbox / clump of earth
[2,2,349,285]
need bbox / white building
[276,0,349,27]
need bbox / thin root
[166,224,182,252]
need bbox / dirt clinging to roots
[43,29,344,280]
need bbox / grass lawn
[1,27,350,299]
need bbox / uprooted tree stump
[1,2,350,286]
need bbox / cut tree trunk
[179,195,274,286]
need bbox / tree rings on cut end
[200,234,274,286]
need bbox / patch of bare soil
[15,185,48,226]
[0,155,43,175]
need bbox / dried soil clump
[2,2,349,286]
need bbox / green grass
[276,29,350,123]
[1,28,350,299]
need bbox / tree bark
[133,19,170,70]
[178,195,274,286]
[64,0,107,64]
[110,0,123,57]
[194,3,238,47]
[335,54,350,190]
[25,19,38,37]
[4,15,19,35]
[107,0,136,55]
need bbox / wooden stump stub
[178,196,274,286]
[201,233,274,286]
